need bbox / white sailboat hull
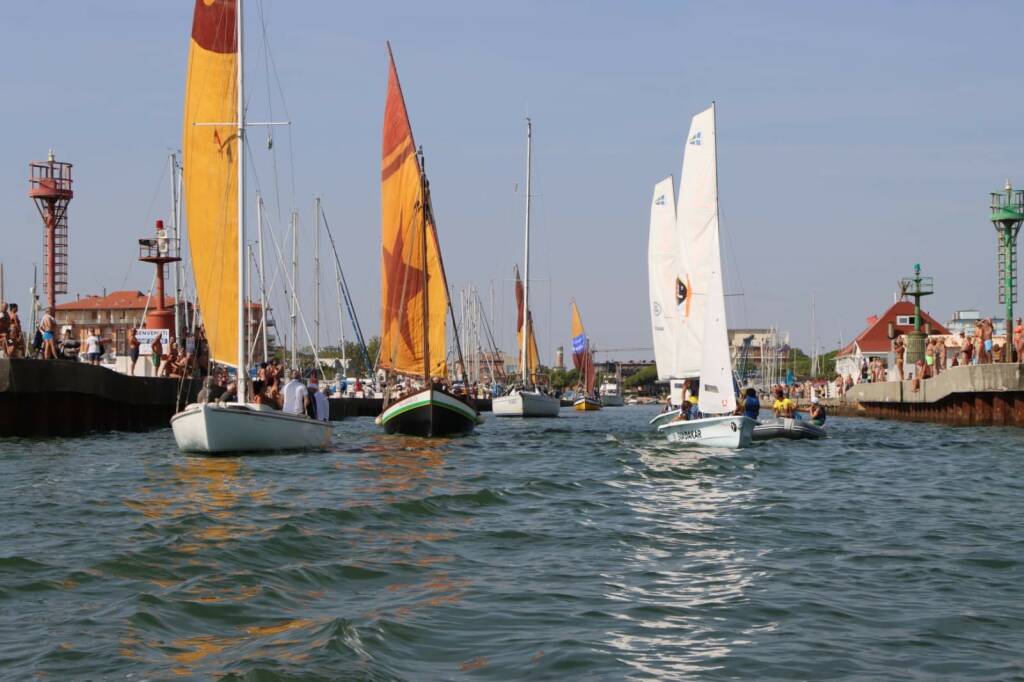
[657,415,756,449]
[492,390,560,417]
[171,402,332,454]
[649,407,683,428]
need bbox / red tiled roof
[838,300,949,356]
[56,290,177,311]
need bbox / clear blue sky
[1,1,1021,362]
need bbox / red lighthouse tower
[28,151,73,312]
[138,220,182,338]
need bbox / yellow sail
[380,45,448,379]
[182,0,238,366]
[514,265,540,379]
[571,300,595,393]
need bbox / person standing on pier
[1014,318,1023,363]
[128,329,140,375]
[85,328,101,366]
[38,307,57,360]
[5,304,21,358]
[0,303,9,358]
[150,334,163,374]
[894,336,905,381]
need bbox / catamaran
[375,45,481,437]
[171,0,332,453]
[571,301,602,411]
[652,104,755,448]
[493,119,559,418]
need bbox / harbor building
[55,291,192,356]
[945,309,1008,338]
[835,301,948,379]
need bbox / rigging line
[263,208,322,369]
[319,205,372,370]
[261,8,297,211]
[121,159,170,290]
[255,0,284,222]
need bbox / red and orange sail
[380,45,448,378]
[514,265,540,380]
[182,0,238,365]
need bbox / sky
[1,0,1022,363]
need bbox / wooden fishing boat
[569,301,602,412]
[375,44,480,437]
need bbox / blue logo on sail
[688,131,702,146]
[572,333,587,354]
[654,194,666,206]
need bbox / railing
[138,237,181,261]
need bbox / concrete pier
[0,359,199,437]
[841,364,1024,426]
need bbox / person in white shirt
[85,329,101,365]
[309,378,330,422]
[281,370,309,416]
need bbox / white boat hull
[492,390,560,417]
[649,408,683,428]
[657,415,756,449]
[171,402,333,454]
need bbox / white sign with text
[136,329,170,355]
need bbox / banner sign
[137,329,170,355]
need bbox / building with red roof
[835,300,949,379]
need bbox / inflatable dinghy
[752,417,827,441]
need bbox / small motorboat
[752,417,827,441]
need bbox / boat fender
[730,422,737,431]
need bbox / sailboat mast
[418,147,430,383]
[290,209,298,369]
[236,0,247,404]
[314,195,321,364]
[520,117,532,387]
[169,151,181,340]
[257,195,268,362]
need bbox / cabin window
[896,315,913,326]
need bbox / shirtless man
[1015,317,1024,363]
[894,336,905,381]
[39,307,58,360]
[960,332,974,367]
[0,303,9,358]
[980,319,994,364]
[6,304,22,358]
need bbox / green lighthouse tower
[990,181,1023,363]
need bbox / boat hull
[574,396,603,411]
[658,415,757,449]
[600,393,625,407]
[378,388,480,437]
[649,408,683,428]
[752,417,827,441]
[492,390,560,417]
[170,402,333,454]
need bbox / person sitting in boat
[735,387,760,420]
[772,387,796,418]
[282,370,311,416]
[808,396,827,426]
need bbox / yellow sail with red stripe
[380,45,448,379]
[571,300,595,393]
[182,0,238,366]
[514,265,540,380]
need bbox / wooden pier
[839,364,1024,426]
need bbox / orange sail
[571,300,595,393]
[182,0,238,366]
[514,265,540,380]
[380,45,448,379]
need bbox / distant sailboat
[171,0,332,453]
[375,44,480,437]
[571,301,601,411]
[493,119,559,418]
[654,104,755,448]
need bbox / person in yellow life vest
[772,386,796,418]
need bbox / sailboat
[570,301,601,411]
[493,119,560,418]
[653,104,755,448]
[171,0,332,453]
[375,44,481,437]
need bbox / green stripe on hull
[381,397,476,424]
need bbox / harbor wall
[0,359,199,437]
[840,364,1024,427]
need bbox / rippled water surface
[2,407,1023,679]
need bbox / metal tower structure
[990,181,1023,363]
[899,263,933,365]
[138,220,182,337]
[28,151,73,312]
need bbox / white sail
[698,237,735,415]
[648,175,679,380]
[675,105,718,377]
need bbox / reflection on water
[605,440,760,677]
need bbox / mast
[246,243,254,368]
[418,146,430,383]
[236,0,247,404]
[520,117,532,387]
[314,195,321,365]
[290,209,298,369]
[257,194,268,362]
[169,151,181,340]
